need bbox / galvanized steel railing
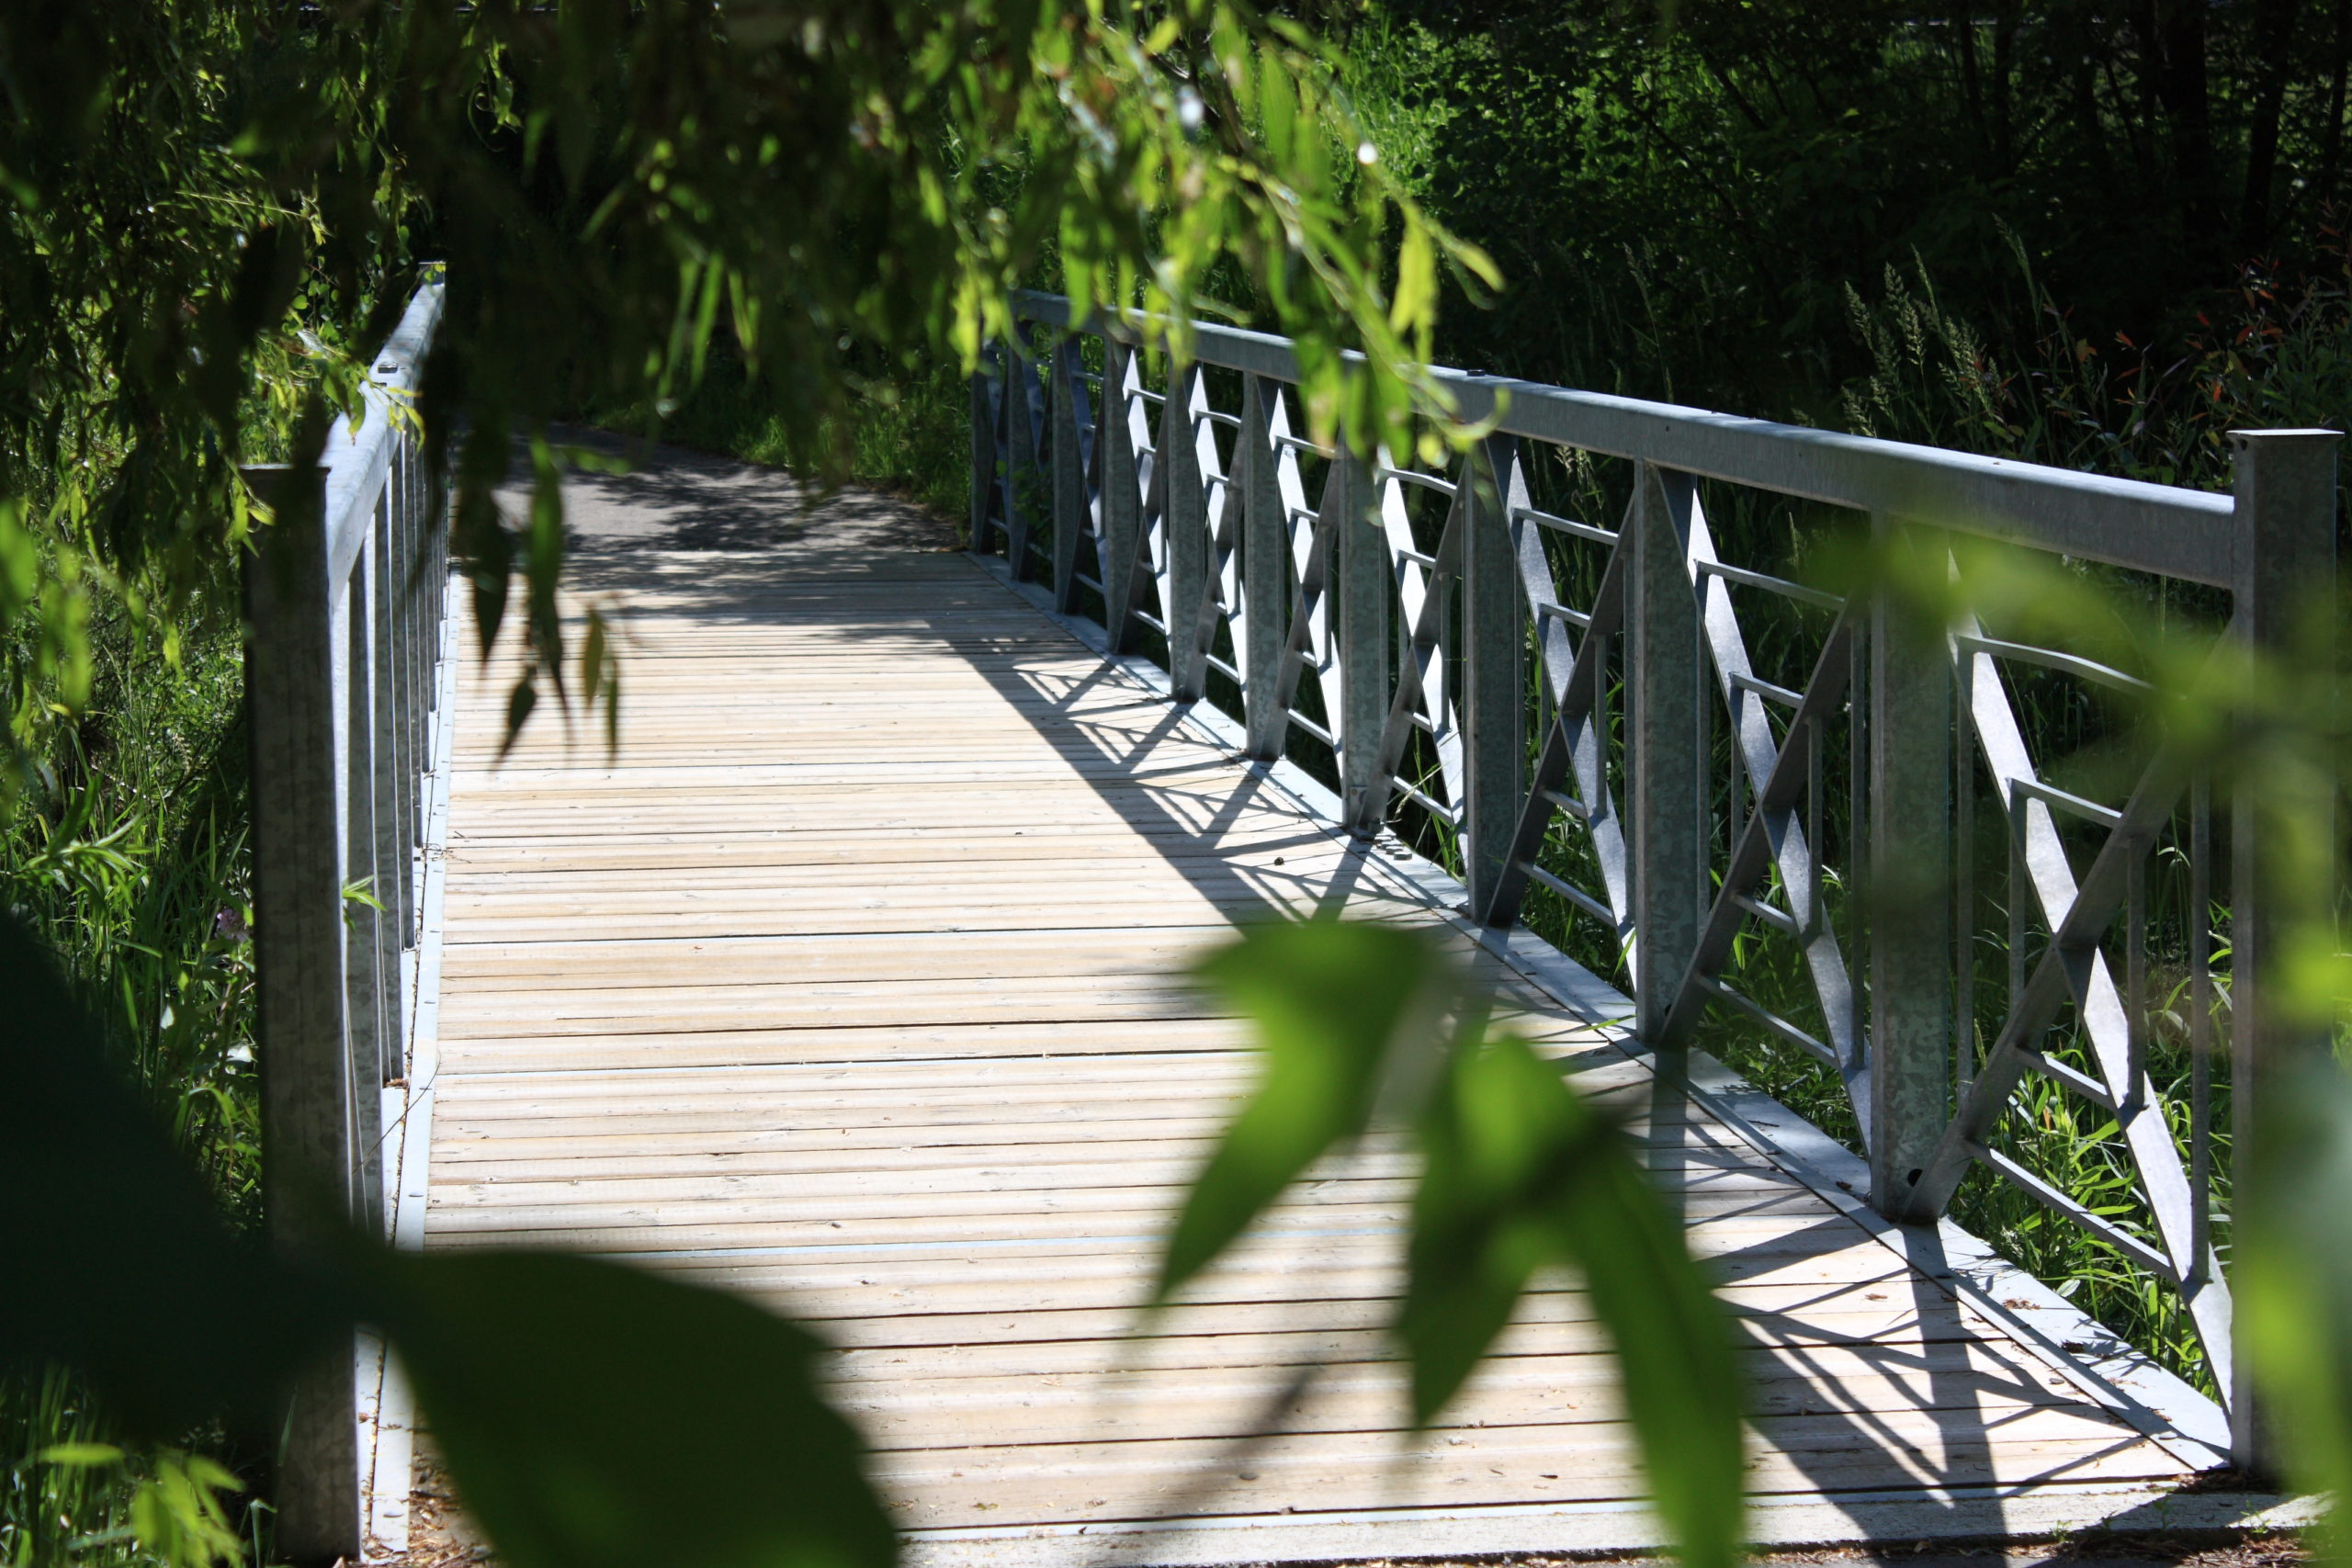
[972,288,2339,1461]
[243,274,451,1558]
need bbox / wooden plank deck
[419,481,2224,1564]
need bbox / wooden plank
[421,537,2193,1555]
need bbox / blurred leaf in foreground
[378,1250,892,1568]
[1410,1032,1743,1568]
[0,908,893,1568]
[2241,1056,2352,1540]
[1157,919,1453,1299]
[0,910,331,1436]
[1169,918,1744,1568]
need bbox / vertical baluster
[1163,363,1209,702]
[2007,780,2026,1023]
[1050,337,1089,613]
[1807,715,1826,942]
[1099,339,1147,651]
[1720,669,1736,869]
[368,492,405,1096]
[1868,517,1954,1213]
[1461,435,1522,916]
[1627,461,1705,1044]
[1335,444,1388,826]
[968,355,993,554]
[1240,376,1286,759]
[408,436,431,939]
[1004,335,1042,581]
[2189,775,2212,1283]
[340,543,387,1240]
[387,446,416,955]
[1954,659,1975,1099]
[1849,613,1869,1081]
[2126,852,2148,1115]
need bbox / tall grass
[1,569,266,1565]
[590,343,974,525]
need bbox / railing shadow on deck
[960,288,2321,1478]
[529,533,2169,1535]
[912,555,2078,1536]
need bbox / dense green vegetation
[594,344,976,518]
[0,5,1498,1565]
[1346,1,2352,437]
[6,2,2352,1563]
[1317,1,2352,1399]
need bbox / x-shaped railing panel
[1345,456,1469,834]
[1654,493,1867,1133]
[1900,615,2231,1391]
[1480,470,1634,954]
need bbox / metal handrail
[1009,288,2239,585]
[243,272,452,1558]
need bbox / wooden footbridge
[245,282,2328,1562]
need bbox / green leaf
[376,1251,897,1568]
[130,1451,247,1568]
[37,1443,127,1468]
[1,908,899,1568]
[1157,919,1453,1301]
[0,910,338,1437]
[2240,1055,2352,1512]
[1390,221,1433,336]
[1406,1033,1743,1568]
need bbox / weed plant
[591,341,976,524]
[1,571,264,1562]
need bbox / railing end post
[2226,426,2340,1472]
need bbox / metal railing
[972,288,2339,1462]
[243,274,451,1559]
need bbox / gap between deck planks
[422,538,2225,1562]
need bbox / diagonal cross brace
[1344,462,1467,835]
[1655,611,1866,1129]
[1265,449,1350,757]
[1898,618,2230,1394]
[1477,489,1633,937]
[1672,494,1864,1093]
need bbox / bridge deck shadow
[420,491,2215,1563]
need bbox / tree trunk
[2324,0,2351,208]
[1955,1,1986,165]
[2060,0,2118,189]
[2153,0,2221,264]
[2240,0,2299,251]
[1992,0,2018,173]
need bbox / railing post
[2227,426,2341,1472]
[340,524,388,1239]
[967,354,997,555]
[1461,435,1524,916]
[1100,339,1148,653]
[1004,342,1042,581]
[1240,375,1287,759]
[242,464,362,1565]
[385,470,417,958]
[1868,514,1954,1216]
[1163,362,1210,703]
[1049,337,1089,614]
[1628,462,1707,1047]
[1335,444,1390,827]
